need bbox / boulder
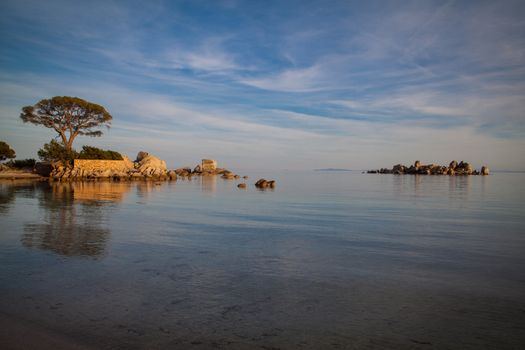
[167,170,178,180]
[449,160,458,170]
[135,152,167,176]
[481,166,489,175]
[136,151,149,162]
[414,160,421,168]
[255,179,268,188]
[255,179,275,189]
[237,183,247,189]
[193,165,202,173]
[221,173,235,180]
[392,164,405,174]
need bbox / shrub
[4,159,36,169]
[38,140,78,164]
[77,146,123,160]
[0,141,16,161]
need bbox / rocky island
[367,160,489,176]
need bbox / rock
[216,168,230,175]
[136,151,149,162]
[367,160,486,176]
[136,153,167,176]
[255,178,275,189]
[243,176,249,179]
[255,179,268,188]
[167,170,178,180]
[193,165,202,173]
[481,166,489,175]
[392,164,405,174]
[221,173,235,180]
[237,183,247,189]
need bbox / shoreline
[0,171,45,180]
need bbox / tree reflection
[21,182,132,257]
[0,180,39,214]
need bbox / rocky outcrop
[46,155,277,191]
[135,152,167,178]
[367,160,490,176]
[255,179,276,189]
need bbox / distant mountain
[314,168,352,172]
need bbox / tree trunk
[59,133,69,151]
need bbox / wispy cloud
[1,0,524,170]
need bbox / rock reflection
[21,181,132,257]
[136,181,168,199]
[200,175,217,193]
[448,175,471,200]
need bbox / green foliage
[20,96,113,151]
[0,141,16,161]
[38,140,78,164]
[77,145,123,160]
[4,159,36,169]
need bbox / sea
[1,171,524,349]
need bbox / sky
[0,0,524,171]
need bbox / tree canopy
[0,141,16,161]
[20,96,112,151]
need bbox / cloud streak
[0,0,524,170]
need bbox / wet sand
[0,313,93,350]
[0,171,43,179]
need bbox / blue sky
[1,0,524,170]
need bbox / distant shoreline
[314,168,352,172]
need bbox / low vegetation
[3,159,36,169]
[77,146,123,160]
[38,140,122,164]
[0,141,16,161]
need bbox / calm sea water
[1,172,524,349]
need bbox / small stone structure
[202,159,217,171]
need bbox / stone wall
[202,159,217,171]
[73,159,133,173]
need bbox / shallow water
[1,172,524,349]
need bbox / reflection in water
[0,183,16,214]
[200,175,217,193]
[21,182,133,257]
[136,181,167,199]
[448,175,471,201]
[0,180,39,214]
[73,181,131,202]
